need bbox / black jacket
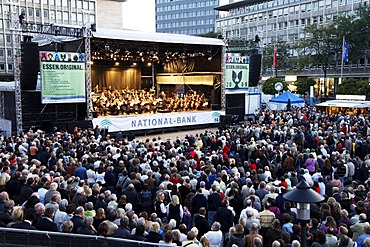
[193,214,209,239]
[36,218,58,232]
[226,233,245,247]
[11,221,37,230]
[208,193,222,211]
[70,215,84,233]
[191,193,207,214]
[214,206,234,233]
[146,231,163,243]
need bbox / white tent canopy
[316,100,370,108]
[94,28,225,46]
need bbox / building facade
[215,0,370,81]
[155,0,220,35]
[0,0,96,80]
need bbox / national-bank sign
[92,111,224,132]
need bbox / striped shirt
[258,210,275,228]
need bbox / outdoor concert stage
[92,110,225,133]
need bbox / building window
[7,49,12,58]
[36,9,41,17]
[8,64,13,71]
[6,35,11,43]
[0,49,4,57]
[0,64,4,71]
[28,8,33,16]
[44,10,48,18]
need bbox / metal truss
[0,92,4,119]
[221,45,226,111]
[8,2,23,135]
[21,23,84,38]
[84,27,93,120]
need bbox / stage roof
[215,0,265,11]
[316,100,370,108]
[93,29,225,46]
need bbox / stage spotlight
[133,62,137,66]
[147,62,152,66]
[115,62,119,66]
[208,57,212,61]
[89,61,93,65]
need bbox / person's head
[251,222,259,232]
[271,219,281,230]
[34,202,45,215]
[107,210,117,222]
[272,240,281,247]
[253,237,263,247]
[283,213,291,224]
[75,206,85,217]
[62,220,74,233]
[316,230,327,245]
[186,230,197,241]
[339,235,350,247]
[171,195,179,205]
[120,216,129,228]
[4,199,14,211]
[164,230,174,244]
[235,224,244,234]
[199,207,206,216]
[150,222,160,233]
[84,216,94,226]
[44,208,55,219]
[98,222,109,236]
[211,221,221,231]
[11,206,24,222]
[135,224,145,236]
[292,240,301,247]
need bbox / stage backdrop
[92,111,224,132]
[39,51,86,103]
[91,65,141,90]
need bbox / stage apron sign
[40,51,86,103]
[92,111,224,132]
[225,53,249,89]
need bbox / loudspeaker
[21,42,39,90]
[249,53,262,87]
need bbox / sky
[122,0,156,32]
[121,0,239,33]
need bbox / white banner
[92,111,225,132]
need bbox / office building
[155,0,219,35]
[215,0,370,83]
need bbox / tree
[196,31,221,38]
[295,78,316,96]
[336,78,370,97]
[296,23,342,97]
[262,40,292,74]
[262,77,288,95]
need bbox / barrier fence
[0,228,173,247]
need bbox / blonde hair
[11,206,24,222]
[171,195,179,205]
[0,176,6,187]
[150,222,160,232]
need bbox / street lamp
[283,180,324,247]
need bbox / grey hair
[292,240,301,247]
[253,237,262,247]
[85,216,94,225]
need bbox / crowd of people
[0,106,370,247]
[92,87,210,116]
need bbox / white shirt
[87,169,97,184]
[204,230,223,246]
[240,206,259,219]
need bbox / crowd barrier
[0,227,173,247]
